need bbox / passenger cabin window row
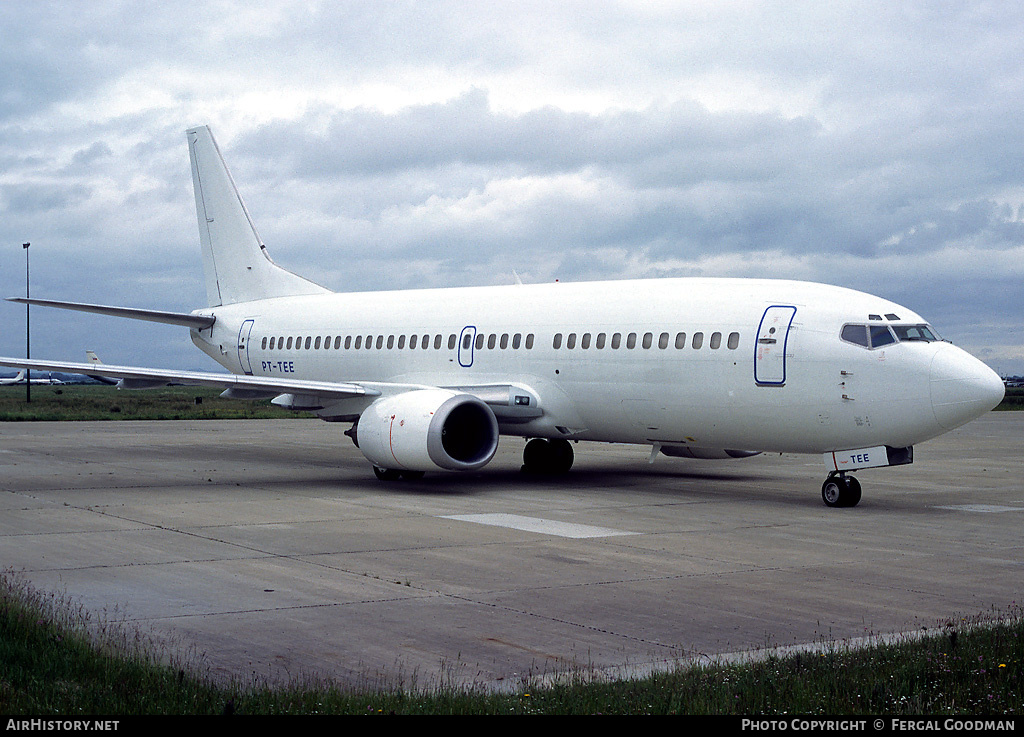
[259,333,536,351]
[258,330,743,354]
[552,331,741,351]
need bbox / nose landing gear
[821,472,862,508]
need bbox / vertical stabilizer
[187,126,330,306]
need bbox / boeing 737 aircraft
[1,126,1005,507]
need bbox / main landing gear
[821,471,862,508]
[521,438,574,475]
[372,467,425,481]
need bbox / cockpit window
[869,325,896,348]
[842,322,940,349]
[841,324,869,347]
[891,324,940,342]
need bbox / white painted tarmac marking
[937,504,1024,513]
[440,513,639,539]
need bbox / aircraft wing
[0,357,379,399]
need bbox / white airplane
[1,126,1005,507]
[0,370,64,386]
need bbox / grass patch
[995,387,1024,411]
[2,570,1022,714]
[0,385,300,421]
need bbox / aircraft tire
[522,438,574,474]
[845,476,862,507]
[373,466,403,481]
[821,475,861,508]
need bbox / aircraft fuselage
[191,276,1003,458]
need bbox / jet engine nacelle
[357,389,499,472]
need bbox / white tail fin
[186,126,330,306]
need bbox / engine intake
[356,389,499,472]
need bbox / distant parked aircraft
[0,370,63,386]
[85,351,118,385]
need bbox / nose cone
[930,345,1005,430]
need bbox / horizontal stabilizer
[6,298,214,329]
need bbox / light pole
[23,242,30,403]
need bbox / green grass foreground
[1,571,1022,715]
[0,385,299,421]
[1,385,1022,422]
[995,386,1024,410]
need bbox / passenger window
[487,334,496,350]
[710,332,721,349]
[434,335,442,349]
[612,332,621,349]
[526,334,534,349]
[581,333,591,349]
[286,337,294,349]
[375,336,384,349]
[463,334,471,350]
[674,332,686,349]
[513,333,522,349]
[567,333,577,349]
[659,332,669,349]
[387,335,395,349]
[268,337,275,350]
[475,334,484,350]
[449,334,457,350]
[398,335,406,349]
[692,332,703,349]
[354,336,362,349]
[627,332,637,349]
[303,337,310,350]
[314,336,322,349]
[596,333,606,349]
[642,332,653,349]
[500,334,509,349]
[365,334,372,349]
[553,333,563,349]
[727,332,740,350]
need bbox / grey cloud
[1,183,91,214]
[1,2,1022,372]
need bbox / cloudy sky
[1,1,1022,375]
